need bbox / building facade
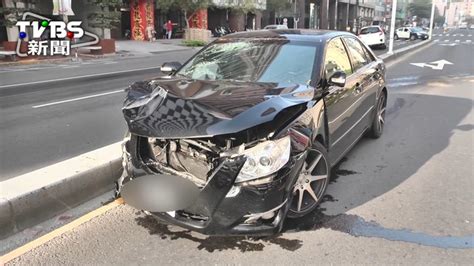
[435,0,474,26]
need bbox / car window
[344,37,370,71]
[361,43,375,62]
[360,27,376,34]
[324,38,352,79]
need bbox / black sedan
[118,30,387,235]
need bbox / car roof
[220,29,356,42]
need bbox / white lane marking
[455,40,460,43]
[468,34,472,37]
[62,65,80,69]
[460,34,464,37]
[0,68,29,73]
[446,34,450,36]
[32,89,124,108]
[410,59,453,70]
[444,39,450,42]
[434,39,439,42]
[389,76,419,81]
[466,40,472,43]
[439,43,457,46]
[0,66,160,89]
[103,61,118,64]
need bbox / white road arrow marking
[410,60,453,70]
[439,43,457,46]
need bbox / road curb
[379,39,433,63]
[0,143,123,240]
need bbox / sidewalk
[116,38,191,55]
[0,39,193,66]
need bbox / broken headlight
[235,136,291,183]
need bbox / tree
[0,0,38,28]
[156,0,211,29]
[86,0,122,38]
[434,6,445,26]
[407,0,432,20]
[465,16,474,25]
[266,0,292,22]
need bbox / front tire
[394,34,399,40]
[368,91,386,139]
[410,34,417,41]
[287,142,330,218]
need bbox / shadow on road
[135,92,473,252]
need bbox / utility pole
[355,0,359,33]
[428,0,435,39]
[387,0,397,54]
[293,0,298,29]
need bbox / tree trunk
[183,9,190,29]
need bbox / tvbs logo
[15,20,84,56]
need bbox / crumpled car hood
[122,77,314,138]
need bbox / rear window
[360,27,380,34]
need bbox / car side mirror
[160,61,182,75]
[328,71,346,87]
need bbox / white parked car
[394,27,428,40]
[264,24,288,30]
[358,26,386,48]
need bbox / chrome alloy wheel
[376,94,386,133]
[289,147,329,217]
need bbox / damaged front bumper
[120,134,305,235]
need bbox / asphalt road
[0,30,444,180]
[0,50,197,180]
[3,29,473,264]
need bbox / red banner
[188,9,208,29]
[130,0,154,41]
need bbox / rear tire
[287,142,330,219]
[368,91,386,139]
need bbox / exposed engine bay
[147,138,220,187]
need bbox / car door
[402,27,410,38]
[342,37,380,143]
[322,38,359,164]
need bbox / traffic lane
[0,54,196,179]
[0,67,161,105]
[386,33,474,84]
[433,28,474,40]
[0,49,196,87]
[0,91,126,179]
[0,68,162,179]
[372,38,426,56]
[7,77,474,264]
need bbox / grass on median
[182,40,207,47]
